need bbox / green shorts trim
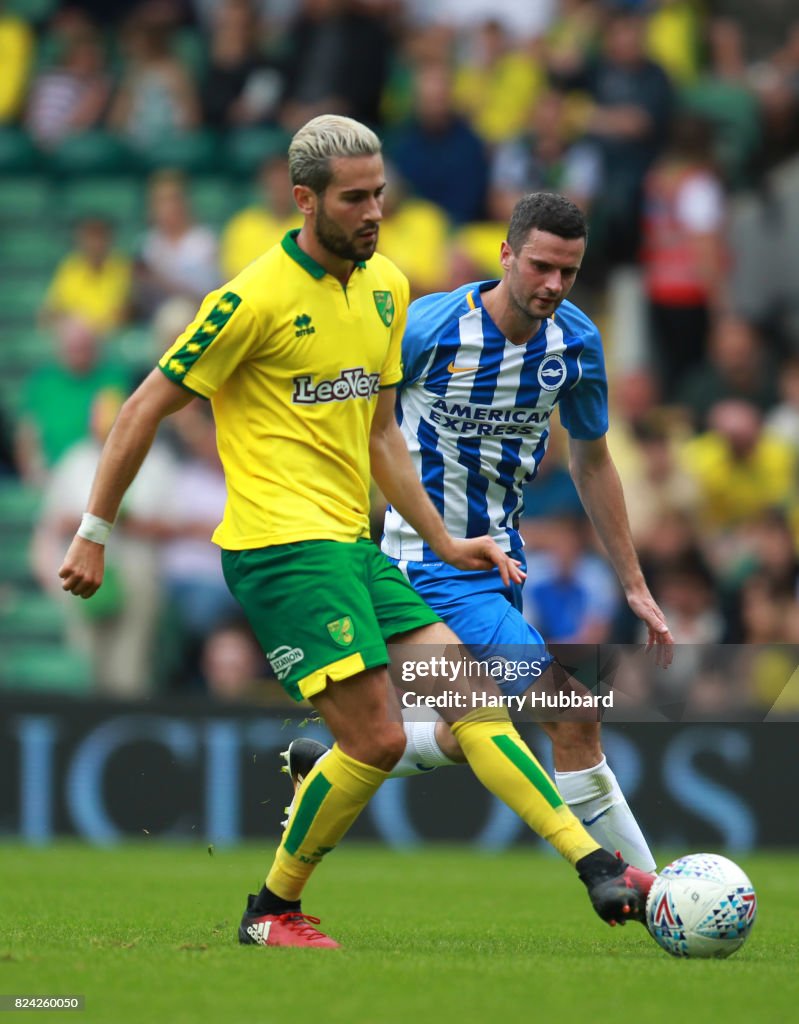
[221,538,440,702]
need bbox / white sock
[555,756,656,871]
[387,708,459,778]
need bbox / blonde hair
[288,115,381,193]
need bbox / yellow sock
[266,744,388,901]
[451,708,600,865]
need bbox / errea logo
[293,367,380,404]
[294,314,316,338]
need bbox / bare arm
[568,434,673,663]
[14,418,46,486]
[32,513,72,595]
[58,369,194,598]
[369,388,524,585]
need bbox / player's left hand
[443,537,526,587]
[627,590,674,668]
[58,534,106,598]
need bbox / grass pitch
[1,843,797,1024]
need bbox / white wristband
[77,512,114,546]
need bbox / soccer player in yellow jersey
[59,115,655,949]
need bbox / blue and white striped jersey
[382,280,608,561]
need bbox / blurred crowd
[0,0,798,709]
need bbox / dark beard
[315,202,378,262]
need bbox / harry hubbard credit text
[398,656,614,711]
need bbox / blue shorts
[391,553,553,697]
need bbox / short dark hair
[507,192,587,252]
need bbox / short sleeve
[158,289,262,398]
[558,325,608,440]
[397,292,442,389]
[379,273,409,389]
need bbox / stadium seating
[0,176,51,220]
[0,479,41,526]
[0,374,22,417]
[0,646,92,693]
[1,327,54,372]
[0,226,64,271]
[0,533,38,587]
[0,480,77,691]
[225,126,292,178]
[191,175,245,228]
[48,131,132,177]
[0,590,65,643]
[134,129,219,174]
[0,127,38,173]
[0,274,50,324]
[59,177,143,225]
[106,325,158,375]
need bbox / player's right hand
[443,536,526,587]
[58,536,106,599]
[627,589,674,668]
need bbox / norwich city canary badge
[327,616,355,647]
[373,291,395,326]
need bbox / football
[646,853,757,958]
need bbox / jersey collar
[281,229,366,279]
[469,280,551,342]
[470,280,501,308]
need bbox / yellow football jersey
[45,252,132,332]
[159,230,408,549]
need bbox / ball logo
[537,354,567,391]
[652,892,679,927]
[740,891,757,923]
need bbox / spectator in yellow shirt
[681,399,796,532]
[0,8,33,123]
[645,0,701,85]
[454,20,545,145]
[219,155,300,279]
[42,217,132,334]
[376,171,451,298]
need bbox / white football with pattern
[645,853,757,958]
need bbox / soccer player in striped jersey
[287,193,670,869]
[382,192,671,870]
[59,125,655,949]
